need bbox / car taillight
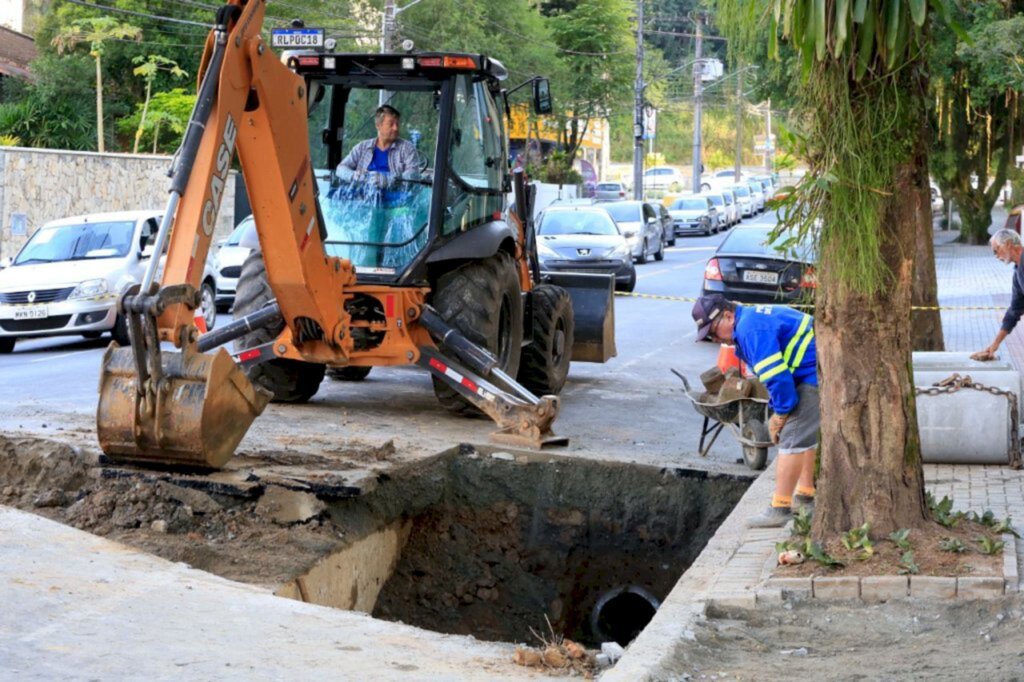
[704,258,723,281]
[800,266,817,288]
[619,191,625,197]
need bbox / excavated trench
[0,436,750,647]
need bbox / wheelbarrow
[673,369,773,470]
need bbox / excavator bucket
[97,344,271,469]
[544,271,617,363]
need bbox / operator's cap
[692,293,727,342]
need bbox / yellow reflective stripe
[782,314,811,367]
[790,328,815,370]
[753,352,784,373]
[759,364,789,382]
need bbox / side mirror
[532,78,552,115]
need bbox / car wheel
[618,268,637,293]
[654,239,664,261]
[112,314,131,346]
[199,280,217,331]
[701,183,711,192]
[668,235,676,247]
[0,337,15,354]
[636,239,648,265]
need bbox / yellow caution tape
[612,291,1008,311]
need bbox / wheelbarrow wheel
[741,419,770,471]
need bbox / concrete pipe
[590,585,661,646]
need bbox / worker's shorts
[778,383,819,455]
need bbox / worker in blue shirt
[973,229,1024,361]
[692,294,819,527]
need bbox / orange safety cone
[717,344,741,373]
[194,312,208,335]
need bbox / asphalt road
[0,211,780,475]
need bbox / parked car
[642,166,685,193]
[0,210,218,353]
[731,185,755,218]
[746,181,766,213]
[601,201,665,263]
[703,192,737,228]
[214,217,256,311]
[594,181,629,202]
[668,196,720,236]
[720,188,740,225]
[930,182,943,214]
[701,225,816,304]
[535,206,637,292]
[655,203,676,247]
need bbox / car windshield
[603,203,641,222]
[732,186,751,197]
[14,220,136,265]
[671,199,708,211]
[226,221,250,246]
[706,195,724,207]
[720,229,815,260]
[748,184,762,193]
[539,211,618,236]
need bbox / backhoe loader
[96,0,615,469]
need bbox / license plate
[13,305,47,320]
[742,270,779,285]
[271,28,325,48]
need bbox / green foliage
[939,537,967,553]
[992,518,1020,538]
[116,89,195,154]
[929,494,964,529]
[976,536,1005,555]
[841,522,874,560]
[791,506,813,537]
[529,149,583,185]
[0,134,21,146]
[0,54,96,149]
[898,550,920,575]
[888,528,912,551]
[803,538,844,567]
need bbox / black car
[536,206,638,292]
[701,226,816,304]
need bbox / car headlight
[608,243,631,259]
[69,278,109,300]
[537,242,559,259]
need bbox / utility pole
[691,12,703,194]
[381,0,395,52]
[733,67,743,182]
[764,98,773,173]
[632,0,645,200]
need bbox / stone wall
[0,147,237,261]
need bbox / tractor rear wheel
[233,251,325,403]
[517,284,573,395]
[431,251,524,414]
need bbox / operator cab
[287,52,511,283]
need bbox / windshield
[706,195,724,207]
[603,203,641,223]
[732,186,751,198]
[720,229,815,261]
[311,85,439,271]
[226,221,249,246]
[539,211,618,236]
[671,199,708,211]
[14,220,136,265]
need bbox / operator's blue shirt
[1001,251,1024,334]
[732,304,818,415]
[368,146,390,173]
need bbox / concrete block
[958,577,1005,600]
[764,576,812,598]
[910,576,956,599]
[1002,535,1018,593]
[755,587,783,606]
[812,576,860,600]
[860,576,908,603]
[708,591,757,611]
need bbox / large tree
[930,2,1024,244]
[716,0,960,537]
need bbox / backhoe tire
[233,250,325,403]
[517,284,573,396]
[327,366,372,381]
[430,251,523,414]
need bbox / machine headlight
[537,242,559,259]
[608,243,631,259]
[69,278,109,299]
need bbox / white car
[0,210,218,353]
[601,200,665,263]
[215,217,255,311]
[730,185,756,218]
[703,192,738,227]
[642,166,685,193]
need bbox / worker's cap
[692,293,727,342]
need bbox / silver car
[703,192,737,228]
[601,201,665,264]
[594,181,628,202]
[0,210,218,353]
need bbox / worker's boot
[747,505,792,528]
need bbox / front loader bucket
[97,344,271,469]
[543,271,617,363]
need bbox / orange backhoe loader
[96,0,615,469]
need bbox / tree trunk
[133,80,152,155]
[815,160,931,538]
[94,54,105,153]
[911,115,944,352]
[957,192,992,245]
